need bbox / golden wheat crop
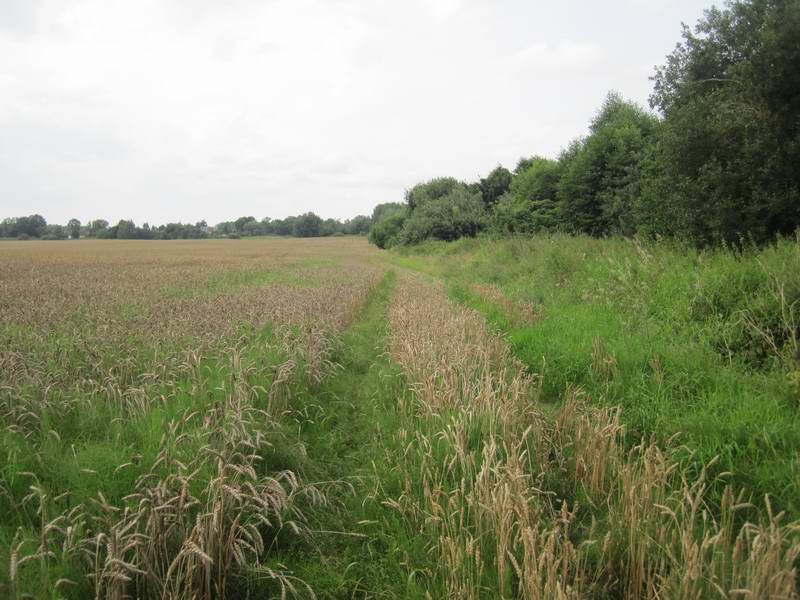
[386,272,800,599]
[0,237,383,599]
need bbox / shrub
[369,212,407,249]
[399,187,487,244]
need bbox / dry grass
[386,273,800,598]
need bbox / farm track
[271,270,425,598]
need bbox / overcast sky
[0,0,712,225]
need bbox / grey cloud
[0,115,130,162]
[0,0,40,35]
[0,0,712,225]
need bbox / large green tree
[649,0,800,244]
[405,177,465,211]
[293,212,323,237]
[493,157,562,234]
[557,93,659,236]
[479,166,512,209]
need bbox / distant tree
[345,215,372,235]
[479,166,512,209]
[67,218,81,239]
[293,212,323,237]
[43,224,67,240]
[272,217,297,236]
[234,216,256,233]
[320,218,342,237]
[0,218,14,238]
[15,214,47,238]
[88,219,109,237]
[215,221,233,236]
[267,219,283,236]
[243,220,263,237]
[115,220,139,239]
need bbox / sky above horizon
[1,0,712,226]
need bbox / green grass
[389,234,800,518]
[0,322,308,598]
[260,270,435,598]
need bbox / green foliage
[213,212,370,238]
[371,202,405,223]
[369,0,800,248]
[115,219,139,239]
[0,214,47,239]
[557,92,660,236]
[478,165,512,208]
[369,211,407,249]
[87,219,109,237]
[405,177,465,211]
[42,224,67,240]
[293,212,323,237]
[398,187,487,244]
[493,157,562,234]
[344,214,371,235]
[66,218,81,239]
[649,0,800,244]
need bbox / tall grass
[383,270,799,598]
[393,234,800,518]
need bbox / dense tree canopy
[479,166,513,209]
[558,93,660,236]
[399,187,487,244]
[1,211,372,241]
[368,0,800,250]
[293,212,323,237]
[493,157,561,235]
[405,177,464,211]
[648,0,800,244]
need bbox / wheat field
[1,236,798,599]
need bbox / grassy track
[268,270,431,599]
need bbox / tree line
[0,212,372,241]
[370,0,800,249]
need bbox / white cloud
[508,40,604,74]
[0,0,711,225]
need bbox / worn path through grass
[267,270,431,599]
